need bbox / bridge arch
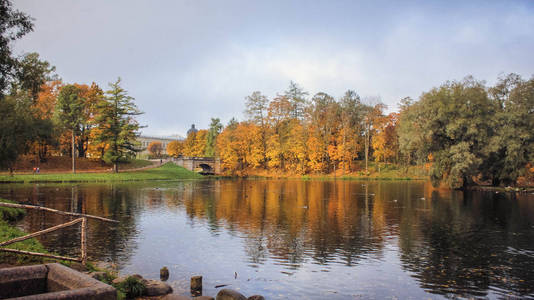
[173,157,220,175]
[198,163,214,174]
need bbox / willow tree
[420,77,496,189]
[94,78,143,173]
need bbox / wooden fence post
[81,217,87,265]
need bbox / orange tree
[147,141,163,158]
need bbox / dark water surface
[1,180,533,299]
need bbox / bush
[117,276,146,299]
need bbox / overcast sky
[13,0,534,137]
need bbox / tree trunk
[72,130,76,174]
[113,162,119,173]
[365,123,370,174]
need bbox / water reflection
[0,180,533,299]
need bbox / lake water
[1,180,533,299]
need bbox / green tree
[397,97,428,166]
[54,84,86,173]
[205,118,222,157]
[284,81,308,120]
[14,52,56,101]
[421,77,495,189]
[0,0,33,97]
[0,93,34,173]
[94,78,143,173]
[484,74,534,186]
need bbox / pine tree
[94,78,143,173]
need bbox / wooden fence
[0,202,118,265]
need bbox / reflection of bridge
[173,157,221,175]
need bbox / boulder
[216,289,247,300]
[247,296,265,300]
[112,276,126,285]
[144,279,173,296]
[194,296,215,300]
[162,294,192,300]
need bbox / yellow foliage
[167,140,184,158]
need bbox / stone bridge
[173,157,220,175]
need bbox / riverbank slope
[0,163,202,183]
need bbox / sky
[12,0,534,137]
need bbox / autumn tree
[266,95,293,170]
[307,92,339,173]
[362,102,384,173]
[147,141,163,158]
[183,129,207,157]
[13,54,57,162]
[216,121,263,174]
[244,91,269,166]
[94,78,143,173]
[372,113,399,164]
[338,90,365,173]
[74,83,103,158]
[167,140,184,158]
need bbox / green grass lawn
[119,159,154,169]
[0,163,203,183]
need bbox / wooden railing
[0,202,118,265]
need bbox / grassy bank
[0,199,50,265]
[245,162,429,181]
[0,163,202,183]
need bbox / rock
[144,279,173,296]
[112,274,143,285]
[247,296,265,300]
[162,295,192,300]
[216,289,247,300]
[112,276,125,285]
[160,266,170,281]
[194,296,215,300]
[191,275,203,291]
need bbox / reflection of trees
[398,190,534,298]
[170,180,395,269]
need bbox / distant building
[187,124,198,136]
[137,134,183,157]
